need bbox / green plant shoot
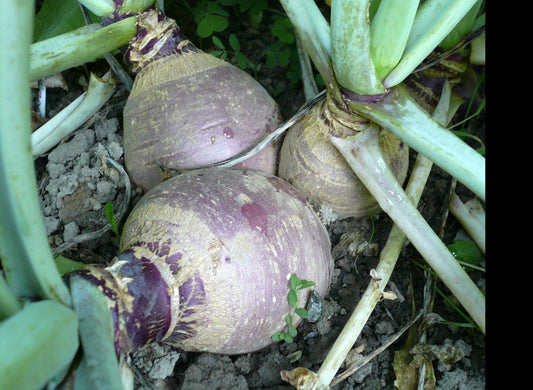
[272,273,315,343]
[105,201,120,240]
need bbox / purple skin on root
[123,61,282,190]
[75,169,332,355]
[117,168,333,354]
[115,250,172,349]
[340,86,388,103]
[121,10,281,191]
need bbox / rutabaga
[122,10,282,191]
[74,168,333,355]
[279,93,409,219]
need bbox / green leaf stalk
[1,2,133,388]
[449,194,485,254]
[30,17,137,82]
[347,86,485,200]
[0,0,71,305]
[276,1,485,387]
[31,72,116,156]
[331,0,385,95]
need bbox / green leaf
[212,36,225,50]
[285,314,293,325]
[247,4,265,29]
[288,289,298,308]
[272,331,283,341]
[197,14,229,38]
[219,51,229,61]
[229,34,240,52]
[34,0,87,42]
[272,17,295,44]
[289,273,298,290]
[447,240,483,267]
[277,47,292,67]
[219,0,239,5]
[208,3,229,17]
[54,255,84,276]
[296,279,315,290]
[264,47,278,68]
[281,333,293,343]
[264,42,292,68]
[0,300,79,390]
[248,11,263,28]
[105,202,120,239]
[288,325,298,337]
[295,307,309,319]
[237,0,253,12]
[235,52,245,68]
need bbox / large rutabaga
[123,10,282,191]
[75,168,333,355]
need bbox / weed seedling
[105,201,120,240]
[210,34,261,74]
[272,273,315,343]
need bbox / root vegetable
[123,10,282,191]
[75,168,333,355]
[279,93,409,219]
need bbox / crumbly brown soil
[33,3,485,389]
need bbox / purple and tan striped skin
[80,168,332,355]
[123,11,282,191]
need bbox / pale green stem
[30,16,137,82]
[70,275,124,389]
[331,127,485,333]
[312,82,451,388]
[77,0,116,16]
[0,0,71,304]
[0,300,79,390]
[32,72,116,156]
[348,85,485,201]
[439,0,483,51]
[118,0,154,14]
[278,0,340,99]
[295,36,319,101]
[280,0,484,199]
[0,275,21,319]
[383,0,478,88]
[470,33,485,65]
[330,0,385,95]
[370,0,420,80]
[449,193,485,254]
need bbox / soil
[32,3,485,390]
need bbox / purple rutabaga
[75,168,333,355]
[122,10,282,191]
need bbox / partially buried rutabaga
[73,168,333,355]
[121,10,282,191]
[279,91,409,219]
